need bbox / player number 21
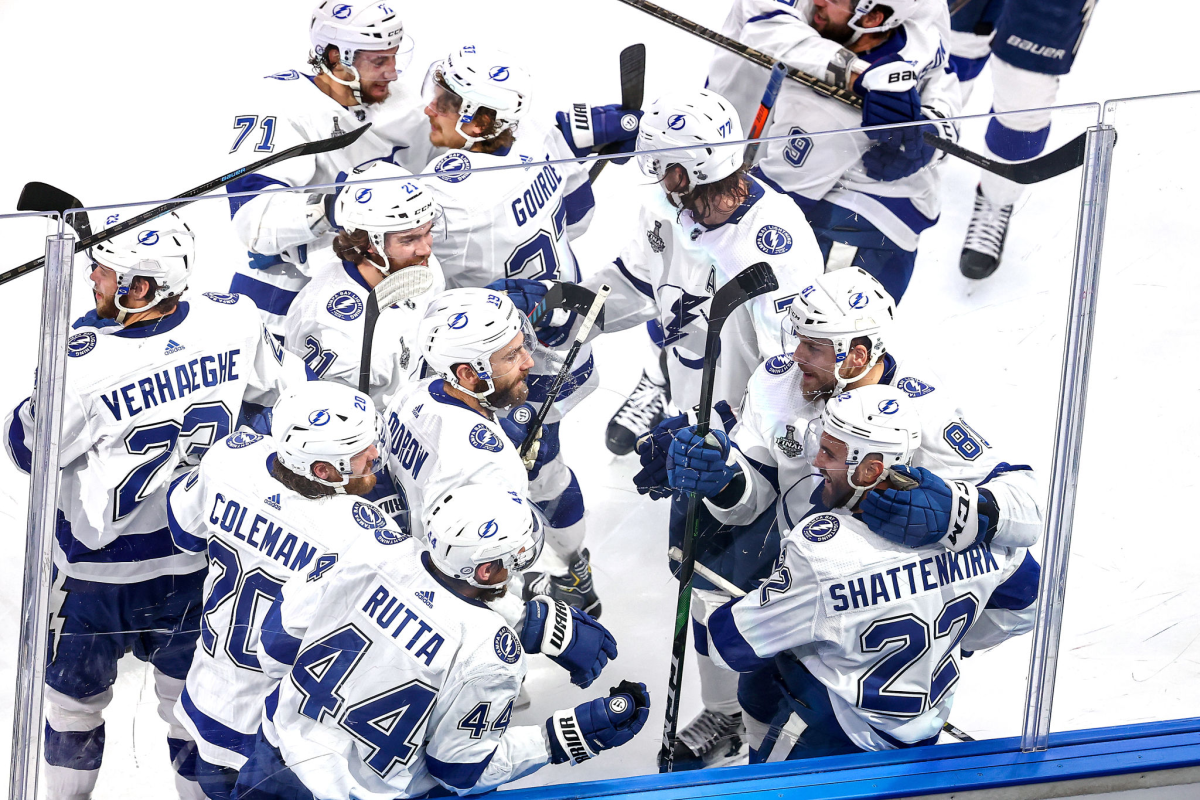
[231,115,278,153]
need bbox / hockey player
[382,287,600,617]
[949,0,1095,278]
[704,386,1039,759]
[706,0,962,301]
[166,381,402,800]
[648,267,1042,767]
[3,213,289,800]
[281,161,445,412]
[234,483,648,799]
[226,1,442,334]
[420,45,641,608]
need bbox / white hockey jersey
[707,0,961,250]
[584,177,823,411]
[258,534,551,798]
[712,352,1044,552]
[165,432,402,769]
[4,293,289,584]
[281,253,445,412]
[225,69,442,333]
[708,507,1038,750]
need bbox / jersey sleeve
[241,310,292,408]
[980,466,1044,549]
[706,539,821,671]
[6,373,97,475]
[960,549,1039,653]
[424,672,550,794]
[544,126,596,239]
[582,200,661,335]
[166,466,209,554]
[259,566,336,680]
[707,383,780,526]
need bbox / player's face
[811,0,856,43]
[352,47,400,105]
[813,432,855,507]
[485,330,535,408]
[89,261,120,319]
[424,86,469,149]
[343,444,380,495]
[382,223,434,269]
[792,335,840,397]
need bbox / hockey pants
[44,567,206,800]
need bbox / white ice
[0,1,1197,797]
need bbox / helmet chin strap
[320,59,368,121]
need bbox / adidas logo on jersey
[164,339,185,355]
[412,404,423,419]
[414,590,435,608]
[265,493,281,510]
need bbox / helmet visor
[503,509,545,573]
[421,62,463,117]
[345,412,387,478]
[480,314,537,384]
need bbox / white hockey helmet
[273,382,385,492]
[636,89,744,200]
[335,161,440,274]
[310,1,415,111]
[849,0,919,35]
[418,287,535,406]
[786,268,896,395]
[424,484,544,588]
[90,211,194,321]
[803,384,921,506]
[422,45,531,146]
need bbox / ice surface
[0,1,1197,797]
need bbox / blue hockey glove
[499,405,559,480]
[855,55,922,136]
[667,427,741,498]
[862,126,936,181]
[634,412,689,500]
[521,596,617,688]
[859,465,991,550]
[556,103,643,164]
[486,278,549,316]
[546,680,650,765]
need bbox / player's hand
[855,55,921,129]
[546,681,650,764]
[633,411,691,500]
[667,427,740,498]
[556,103,643,164]
[521,595,617,688]
[486,278,550,317]
[859,465,988,550]
[862,126,936,181]
[499,405,558,478]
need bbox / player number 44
[231,115,278,154]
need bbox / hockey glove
[634,412,690,500]
[862,125,936,181]
[546,681,650,765]
[556,103,644,164]
[521,595,617,688]
[856,55,922,131]
[859,465,999,551]
[667,427,741,498]
[485,278,574,345]
[499,405,559,479]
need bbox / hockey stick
[527,281,605,329]
[613,0,1087,184]
[357,265,437,394]
[743,61,787,169]
[659,261,779,773]
[519,285,611,459]
[1,124,371,288]
[17,183,92,240]
[588,43,647,183]
[665,547,976,745]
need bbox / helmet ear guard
[424,486,544,588]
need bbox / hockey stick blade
[925,130,1087,184]
[358,265,436,393]
[614,0,1083,184]
[2,124,372,288]
[17,182,92,240]
[528,282,604,328]
[589,43,647,182]
[708,261,779,336]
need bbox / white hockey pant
[690,588,742,716]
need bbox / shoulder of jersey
[887,356,944,401]
[336,497,413,547]
[752,354,801,389]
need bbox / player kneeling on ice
[282,161,445,412]
[166,381,403,800]
[3,212,289,800]
[235,484,647,800]
[705,386,1039,759]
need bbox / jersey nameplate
[825,542,1001,615]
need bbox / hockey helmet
[424,484,544,587]
[90,211,194,321]
[636,89,744,201]
[422,46,531,147]
[274,381,385,491]
[335,161,440,274]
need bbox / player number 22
[231,115,278,153]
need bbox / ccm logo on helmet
[667,114,686,130]
[478,519,498,538]
[137,230,160,246]
[332,4,353,19]
[488,66,510,81]
[355,188,372,203]
[877,399,900,415]
[308,409,331,426]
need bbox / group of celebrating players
[4,0,1096,795]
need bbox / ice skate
[523,548,602,618]
[663,709,745,771]
[960,185,1013,280]
[606,369,668,456]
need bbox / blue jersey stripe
[709,597,773,672]
[614,257,655,299]
[229,273,299,318]
[261,596,302,667]
[166,472,209,554]
[180,687,257,758]
[426,750,496,790]
[6,399,33,474]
